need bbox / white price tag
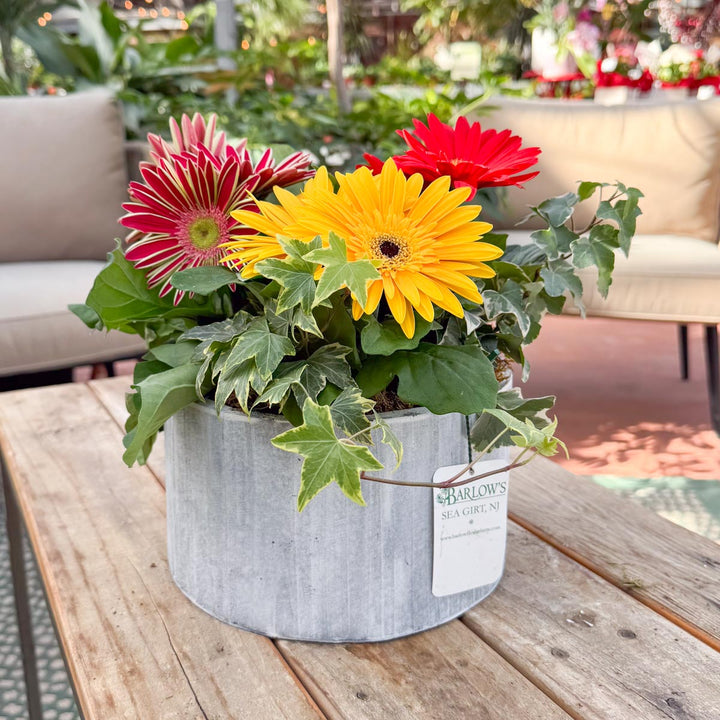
[432,460,509,597]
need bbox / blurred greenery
[3,0,504,173]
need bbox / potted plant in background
[73,111,641,642]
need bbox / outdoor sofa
[0,90,146,389]
[478,97,720,432]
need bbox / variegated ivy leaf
[224,317,295,380]
[283,343,354,406]
[482,410,567,458]
[271,399,383,511]
[482,280,532,338]
[215,358,268,414]
[329,386,375,439]
[181,312,252,359]
[253,365,307,410]
[470,389,555,453]
[371,412,404,470]
[306,232,381,308]
[266,300,322,339]
[255,239,320,314]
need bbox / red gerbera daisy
[121,142,314,304]
[363,114,541,200]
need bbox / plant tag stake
[432,460,509,597]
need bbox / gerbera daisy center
[188,217,221,249]
[177,207,231,260]
[370,233,411,266]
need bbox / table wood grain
[0,378,718,719]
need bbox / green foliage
[475,181,643,377]
[357,344,498,415]
[70,244,225,340]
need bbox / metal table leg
[2,454,43,720]
[706,325,720,435]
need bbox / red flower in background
[363,114,541,199]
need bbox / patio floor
[519,315,720,480]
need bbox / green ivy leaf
[539,259,584,306]
[577,181,609,201]
[572,230,616,298]
[360,314,433,356]
[489,261,532,283]
[122,362,202,466]
[170,266,238,294]
[271,399,383,510]
[357,344,498,415]
[482,280,532,337]
[596,188,643,256]
[224,318,295,380]
[533,192,578,227]
[290,344,354,403]
[255,249,318,315]
[307,232,381,308]
[531,225,577,260]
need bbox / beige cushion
[504,231,720,323]
[0,91,128,262]
[476,98,720,244]
[0,261,146,376]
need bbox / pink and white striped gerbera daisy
[121,141,314,304]
[148,113,227,164]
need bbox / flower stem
[360,449,537,489]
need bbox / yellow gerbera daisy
[224,160,502,337]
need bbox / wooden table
[1,378,720,720]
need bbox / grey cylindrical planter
[165,402,508,642]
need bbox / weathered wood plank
[508,457,720,650]
[0,384,323,720]
[464,523,720,720]
[278,620,572,720]
[88,376,165,485]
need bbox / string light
[180,20,188,30]
[177,11,185,20]
[137,7,146,16]
[149,8,158,17]
[124,1,132,9]
[308,36,317,46]
[43,12,52,21]
[37,17,46,26]
[241,39,250,50]
[161,7,170,16]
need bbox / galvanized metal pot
[164,402,506,642]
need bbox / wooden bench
[1,377,719,719]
